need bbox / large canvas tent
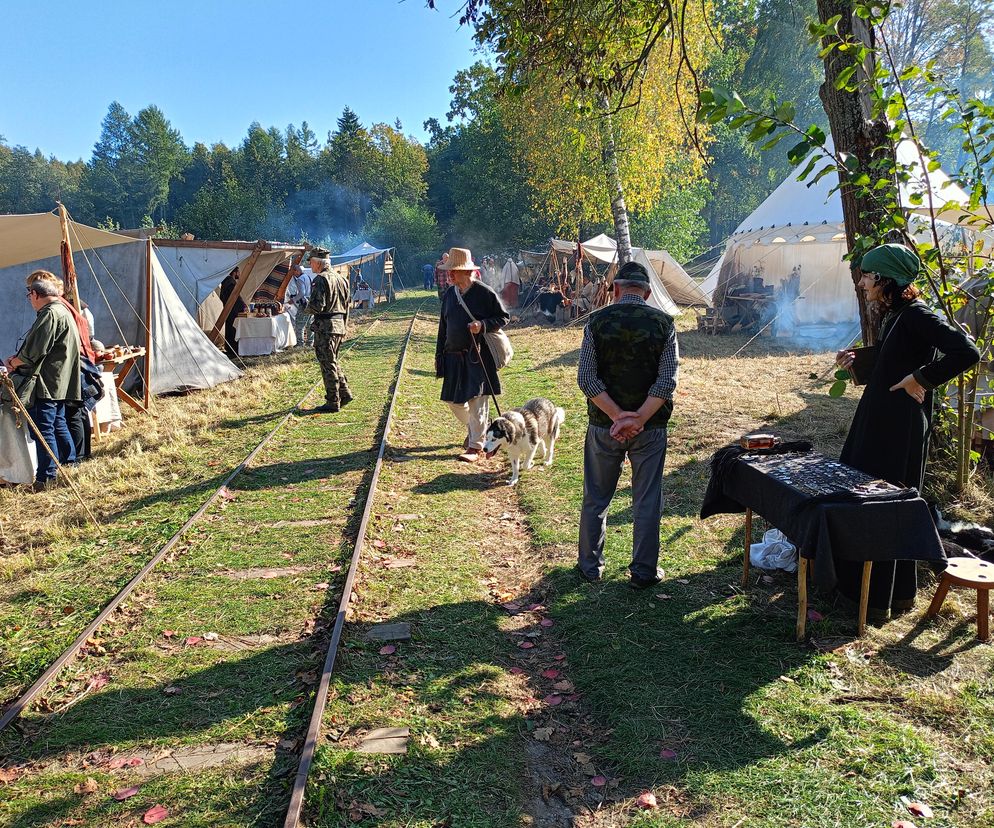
[152,239,304,333]
[701,139,977,326]
[0,212,241,396]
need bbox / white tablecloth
[234,314,296,356]
[0,405,36,484]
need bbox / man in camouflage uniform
[576,261,679,588]
[306,247,353,413]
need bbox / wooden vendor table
[97,348,148,414]
[701,449,946,640]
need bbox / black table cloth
[701,449,945,590]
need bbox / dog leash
[468,330,502,418]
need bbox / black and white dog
[483,397,566,486]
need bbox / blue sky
[0,0,480,161]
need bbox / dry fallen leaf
[518,641,535,650]
[107,756,144,770]
[218,486,236,501]
[0,767,21,783]
[659,748,678,760]
[162,686,181,696]
[807,608,825,622]
[112,785,140,801]
[185,636,203,646]
[543,694,563,706]
[676,579,690,585]
[509,666,525,675]
[590,776,607,787]
[907,802,934,818]
[654,593,672,600]
[143,804,169,824]
[541,669,560,679]
[892,821,918,828]
[533,727,554,742]
[203,632,219,641]
[73,777,99,795]
[539,619,555,628]
[379,645,397,655]
[636,791,658,809]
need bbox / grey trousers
[578,424,667,581]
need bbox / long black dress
[435,281,510,404]
[837,299,980,610]
[218,275,247,358]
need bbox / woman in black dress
[435,247,510,462]
[836,243,980,619]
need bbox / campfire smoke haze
[259,181,372,249]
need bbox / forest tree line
[1,0,990,278]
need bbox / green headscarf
[859,244,920,287]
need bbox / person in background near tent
[435,247,510,462]
[306,247,353,413]
[577,261,679,588]
[25,272,101,461]
[435,252,450,300]
[835,243,979,622]
[576,272,598,315]
[5,276,82,490]
[287,263,313,347]
[218,266,247,358]
[80,301,95,338]
[423,262,435,291]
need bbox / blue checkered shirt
[577,293,679,401]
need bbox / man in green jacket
[306,247,352,413]
[4,276,82,487]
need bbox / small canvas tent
[152,239,304,333]
[329,242,395,295]
[701,138,976,326]
[0,212,241,397]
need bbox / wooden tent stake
[209,240,265,346]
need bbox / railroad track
[1,306,423,825]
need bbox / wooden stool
[925,557,993,641]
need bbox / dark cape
[836,299,979,610]
[219,275,247,357]
[435,281,510,404]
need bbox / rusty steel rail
[283,311,421,828]
[0,318,382,733]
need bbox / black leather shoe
[629,570,664,589]
[576,566,602,584]
[339,387,354,407]
[308,403,340,414]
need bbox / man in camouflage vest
[306,247,352,413]
[576,261,679,587]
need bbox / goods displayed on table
[239,301,283,318]
[95,344,144,363]
[744,451,901,499]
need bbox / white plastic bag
[749,528,798,573]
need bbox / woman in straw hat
[435,247,510,462]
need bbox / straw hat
[441,247,478,271]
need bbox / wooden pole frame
[57,202,82,312]
[143,238,153,411]
[209,240,266,346]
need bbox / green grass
[5,298,993,827]
[0,296,426,827]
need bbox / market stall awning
[329,242,393,266]
[0,211,137,270]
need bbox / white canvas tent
[549,233,708,316]
[701,138,977,326]
[152,239,302,333]
[0,212,241,396]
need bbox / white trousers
[447,396,490,450]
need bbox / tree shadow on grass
[298,560,831,825]
[2,639,321,828]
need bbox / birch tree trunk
[598,96,633,265]
[816,0,898,344]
